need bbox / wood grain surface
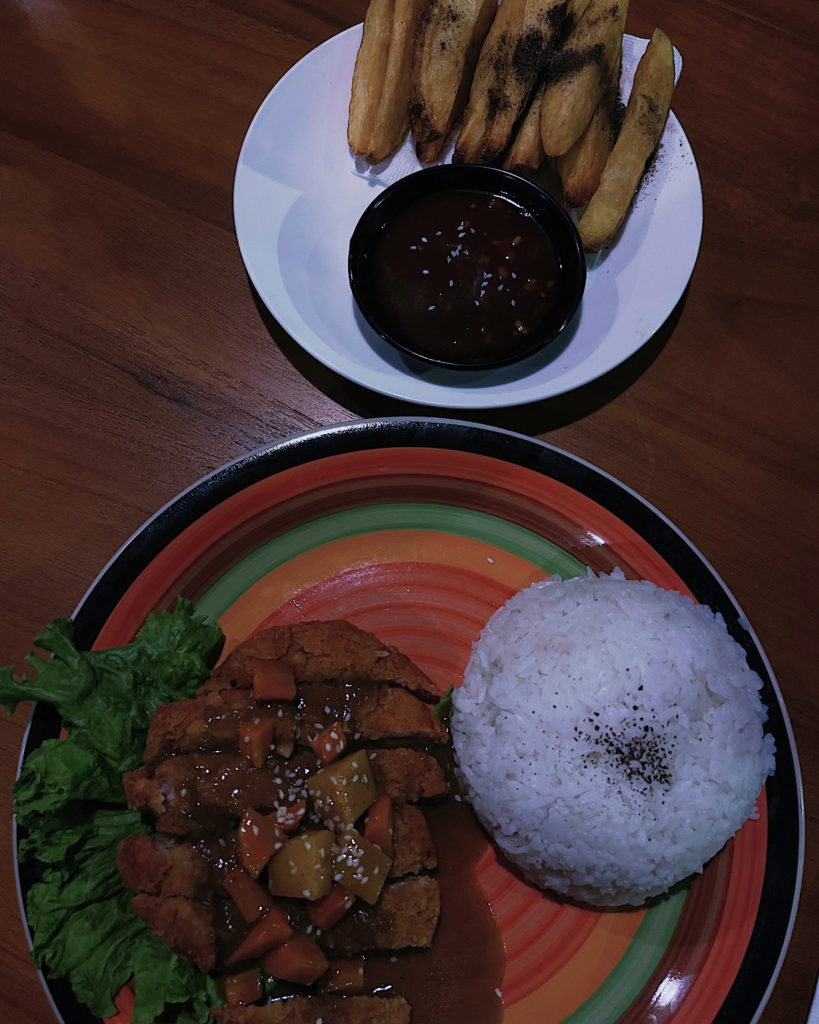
[0,0,816,1022]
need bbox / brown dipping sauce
[371,189,559,365]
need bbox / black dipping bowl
[348,164,586,370]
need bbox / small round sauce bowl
[348,164,586,370]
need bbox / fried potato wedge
[415,133,448,164]
[577,27,675,251]
[503,77,547,172]
[454,0,570,165]
[410,0,497,149]
[501,0,593,173]
[539,0,627,157]
[348,0,394,156]
[349,0,428,165]
[370,0,429,163]
[554,57,619,206]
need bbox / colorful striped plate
[20,419,803,1023]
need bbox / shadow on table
[248,281,688,435]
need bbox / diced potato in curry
[307,751,378,830]
[267,829,335,899]
[333,829,393,904]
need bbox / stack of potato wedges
[347,0,677,251]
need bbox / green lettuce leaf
[25,807,150,1018]
[130,935,223,1024]
[1,600,223,775]
[2,598,225,1023]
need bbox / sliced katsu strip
[144,695,298,763]
[130,892,217,971]
[123,751,315,837]
[210,994,411,1024]
[367,748,449,802]
[199,620,440,703]
[390,803,438,877]
[145,677,444,767]
[117,833,213,899]
[298,680,448,745]
[321,876,441,955]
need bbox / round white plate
[233,27,703,409]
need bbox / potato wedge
[539,0,627,157]
[454,0,569,165]
[554,56,620,206]
[367,0,429,163]
[415,133,448,164]
[577,27,675,251]
[348,0,394,156]
[410,0,497,147]
[501,0,594,173]
[503,76,547,172]
[565,0,593,25]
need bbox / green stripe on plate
[197,503,586,619]
[563,887,688,1024]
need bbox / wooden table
[1,0,815,1021]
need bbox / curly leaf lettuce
[0,598,225,1023]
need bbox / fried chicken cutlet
[118,619,450,1015]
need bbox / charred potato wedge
[577,27,675,251]
[554,55,620,206]
[501,0,593,173]
[539,0,628,157]
[454,0,570,165]
[410,0,497,155]
[503,75,548,172]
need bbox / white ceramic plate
[233,27,703,409]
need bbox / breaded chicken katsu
[118,619,450,1020]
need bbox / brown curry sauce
[365,787,505,1024]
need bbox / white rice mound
[451,572,776,907]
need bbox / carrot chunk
[270,797,307,833]
[309,721,348,765]
[364,793,395,858]
[238,808,288,878]
[224,968,262,1008]
[251,658,297,701]
[226,905,293,965]
[306,883,356,931]
[239,717,277,768]
[221,867,271,922]
[261,935,329,985]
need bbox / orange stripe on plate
[504,907,644,1023]
[214,531,544,666]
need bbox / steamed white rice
[451,572,776,906]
